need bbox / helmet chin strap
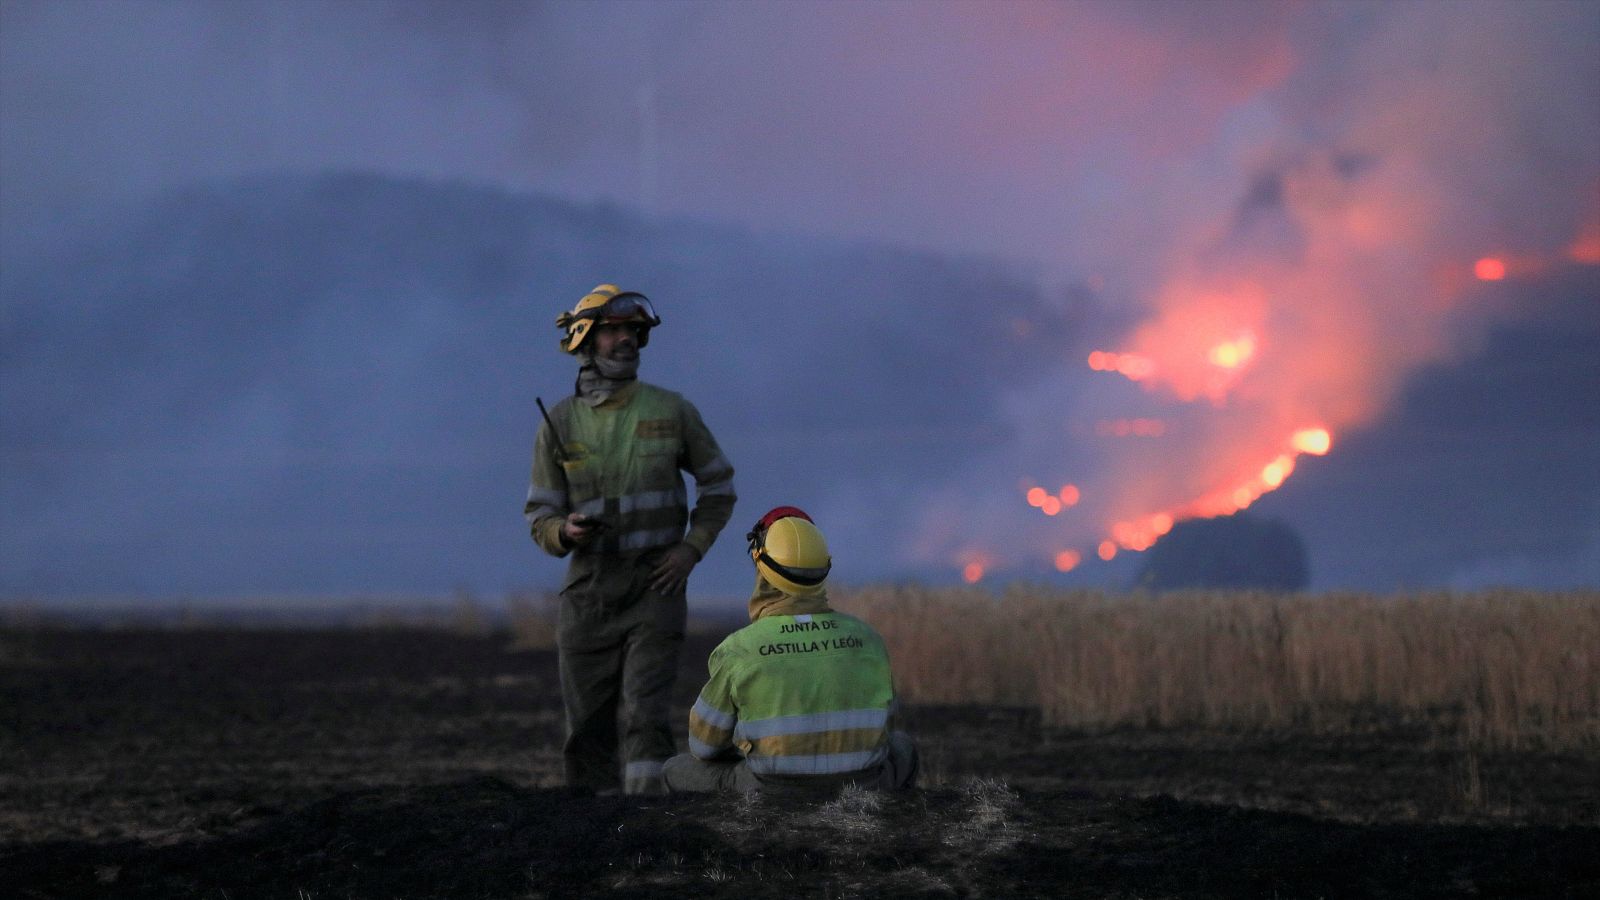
[757,550,831,587]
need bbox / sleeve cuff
[682,531,712,559]
[534,518,573,557]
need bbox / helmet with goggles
[746,506,831,597]
[557,283,662,354]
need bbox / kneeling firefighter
[662,506,918,794]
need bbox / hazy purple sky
[7,1,1591,272]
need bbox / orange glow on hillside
[1103,511,1176,554]
[904,16,1599,591]
[1074,426,1338,562]
[986,198,1587,586]
[1065,277,1352,569]
[1474,257,1506,281]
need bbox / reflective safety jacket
[687,587,897,778]
[524,380,736,560]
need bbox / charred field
[2,620,1596,899]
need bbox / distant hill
[0,172,1069,597]
[1135,514,1310,591]
[2,171,1595,599]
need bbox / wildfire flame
[1292,427,1332,456]
[1086,350,1156,381]
[1019,347,1349,567]
[1025,482,1080,517]
[954,546,995,583]
[1089,427,1334,555]
[1469,232,1600,283]
[1208,334,1257,369]
[949,183,1596,583]
[1089,285,1270,405]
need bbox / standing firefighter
[663,507,918,794]
[525,284,736,795]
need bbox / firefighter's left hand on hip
[649,544,699,595]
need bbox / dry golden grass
[838,586,1600,751]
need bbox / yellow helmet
[556,283,661,353]
[746,506,831,596]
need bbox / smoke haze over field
[2,0,1597,599]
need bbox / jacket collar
[747,574,833,621]
[590,378,641,409]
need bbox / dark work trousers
[557,546,686,794]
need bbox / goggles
[575,291,661,327]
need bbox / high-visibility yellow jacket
[524,380,736,560]
[687,581,898,778]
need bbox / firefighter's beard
[590,350,638,380]
[575,350,639,406]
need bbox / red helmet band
[745,505,815,555]
[757,505,813,532]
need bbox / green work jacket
[687,588,897,777]
[524,380,736,562]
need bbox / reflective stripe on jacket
[525,380,736,559]
[687,602,896,777]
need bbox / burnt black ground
[3,626,1596,898]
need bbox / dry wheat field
[3,588,1597,898]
